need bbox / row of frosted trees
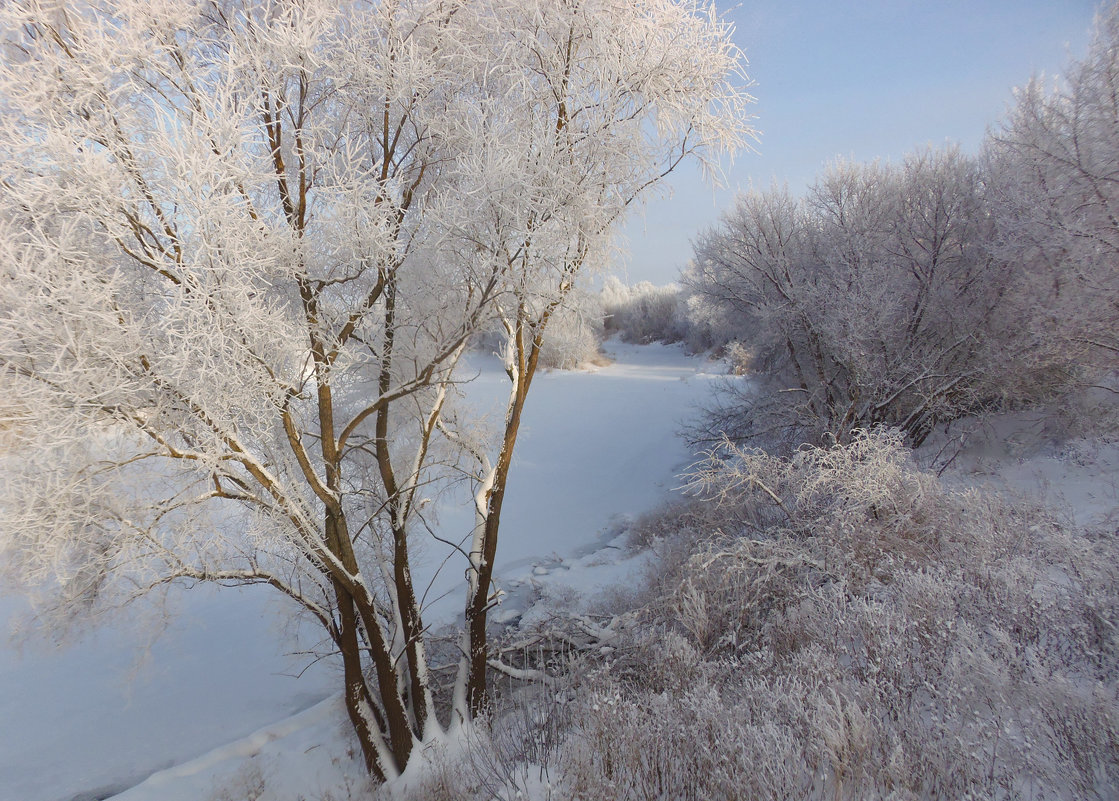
[678,5,1119,447]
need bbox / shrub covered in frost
[559,429,1119,800]
[349,429,1117,801]
[536,288,606,369]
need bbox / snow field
[0,341,725,801]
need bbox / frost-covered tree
[689,4,1119,453]
[0,0,752,780]
[433,0,752,715]
[689,148,1053,447]
[987,0,1119,367]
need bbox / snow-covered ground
[0,341,726,801]
[9,343,1113,801]
[918,404,1119,532]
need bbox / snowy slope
[0,341,725,801]
[919,407,1119,531]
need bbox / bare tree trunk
[327,508,414,773]
[463,328,543,715]
[334,580,391,781]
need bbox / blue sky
[618,0,1101,284]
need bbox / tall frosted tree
[439,0,751,716]
[0,0,752,780]
[987,0,1119,366]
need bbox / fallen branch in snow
[486,659,548,683]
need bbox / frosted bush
[537,289,606,369]
[687,145,1095,449]
[563,671,810,801]
[563,428,1119,799]
[723,341,753,374]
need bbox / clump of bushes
[558,429,1118,800]
[685,147,1089,449]
[600,276,687,345]
[536,288,606,369]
